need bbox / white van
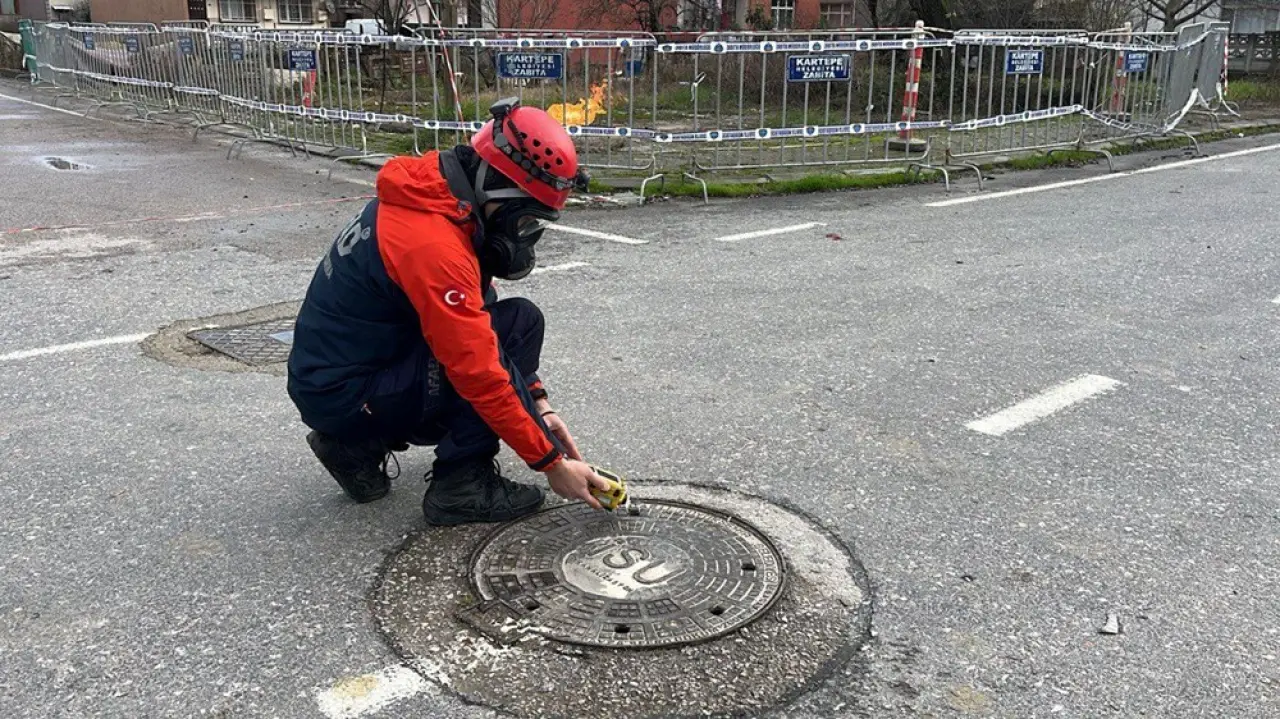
[343,19,386,35]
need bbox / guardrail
[19,20,1233,191]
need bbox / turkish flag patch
[442,286,468,309]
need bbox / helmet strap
[475,160,531,204]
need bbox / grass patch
[1225,79,1280,106]
[638,170,939,199]
[367,132,420,156]
[1006,150,1101,170]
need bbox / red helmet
[471,98,582,210]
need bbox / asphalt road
[2,82,1278,719]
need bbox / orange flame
[548,79,610,127]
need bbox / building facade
[87,0,334,28]
[495,0,864,32]
[1222,0,1280,33]
[1,0,51,23]
[80,0,862,32]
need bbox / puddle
[44,157,92,171]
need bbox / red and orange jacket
[287,152,561,471]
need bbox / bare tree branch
[1142,0,1219,31]
[1172,0,1218,24]
[488,0,566,28]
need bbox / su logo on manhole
[561,536,691,598]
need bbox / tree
[906,0,955,28]
[349,1,426,112]
[489,0,562,28]
[574,0,723,34]
[354,0,424,35]
[1071,0,1143,30]
[575,0,665,33]
[1141,0,1218,31]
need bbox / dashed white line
[966,374,1124,437]
[1272,295,1280,305]
[530,261,589,275]
[714,222,827,242]
[0,333,151,362]
[315,665,430,719]
[926,142,1280,208]
[0,91,100,120]
[547,224,647,245]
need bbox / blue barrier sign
[1124,51,1150,73]
[82,32,94,50]
[228,39,244,62]
[1005,49,1044,75]
[123,35,140,54]
[288,48,317,71]
[496,53,564,80]
[177,35,195,56]
[787,55,850,82]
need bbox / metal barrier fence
[19,19,1233,188]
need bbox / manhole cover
[187,318,295,366]
[44,157,90,170]
[469,500,786,648]
[375,483,870,719]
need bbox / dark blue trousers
[337,297,557,466]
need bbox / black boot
[422,457,545,526]
[306,431,397,504]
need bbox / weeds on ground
[1225,79,1280,106]
[646,170,940,198]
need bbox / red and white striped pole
[302,70,316,108]
[1108,22,1132,115]
[422,0,466,124]
[1221,35,1230,97]
[898,20,926,142]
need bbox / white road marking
[966,374,1124,437]
[530,261,589,275]
[714,222,827,242]
[0,333,151,362]
[1272,295,1280,305]
[315,665,429,719]
[926,142,1280,208]
[547,224,647,245]
[0,92,99,120]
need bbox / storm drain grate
[187,318,296,366]
[468,500,787,648]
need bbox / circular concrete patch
[372,482,872,719]
[142,301,300,375]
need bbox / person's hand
[540,411,583,461]
[545,459,613,510]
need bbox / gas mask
[472,159,560,281]
[480,196,559,281]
